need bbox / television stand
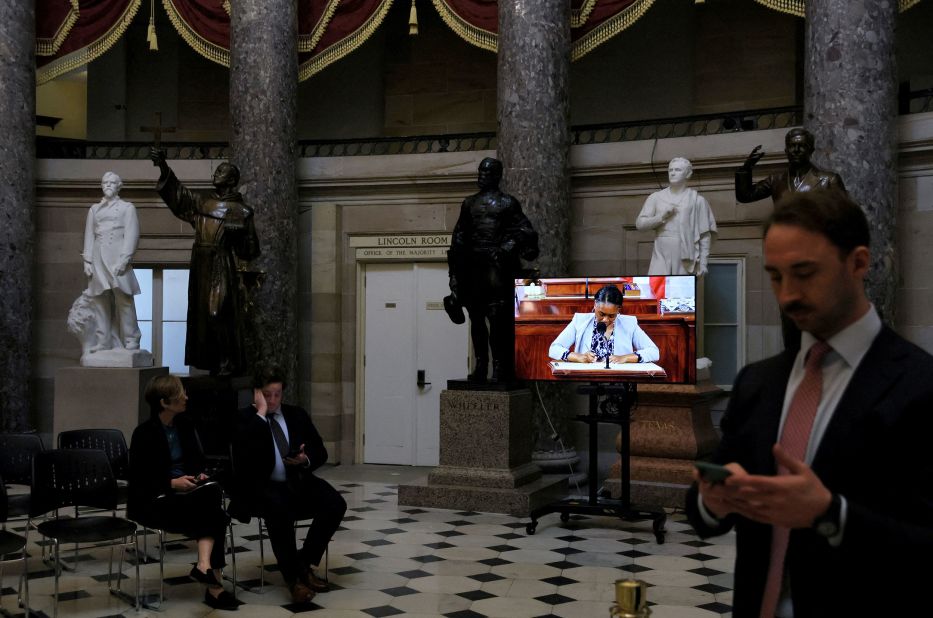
[525,382,667,543]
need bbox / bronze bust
[735,127,847,204]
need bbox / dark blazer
[127,414,205,523]
[229,404,327,515]
[734,164,846,204]
[686,326,933,617]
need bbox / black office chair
[0,433,44,521]
[0,475,30,617]
[28,449,139,618]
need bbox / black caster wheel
[652,515,667,544]
[526,521,537,535]
[559,512,570,523]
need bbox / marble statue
[150,148,261,376]
[735,127,847,204]
[636,158,717,276]
[69,172,152,367]
[445,157,539,382]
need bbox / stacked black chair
[0,433,44,521]
[57,429,130,504]
[0,475,30,617]
[28,449,139,618]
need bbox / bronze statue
[445,158,539,383]
[735,127,847,204]
[150,148,261,376]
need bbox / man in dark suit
[230,366,346,603]
[686,190,933,617]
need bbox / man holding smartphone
[230,366,347,604]
[686,190,933,617]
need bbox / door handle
[417,369,431,388]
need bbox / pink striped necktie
[759,341,832,618]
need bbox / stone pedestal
[53,366,169,445]
[399,387,566,517]
[605,380,723,508]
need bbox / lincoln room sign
[351,233,451,261]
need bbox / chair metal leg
[227,521,238,599]
[21,549,31,618]
[52,539,61,618]
[134,536,141,612]
[159,529,166,606]
[258,519,265,593]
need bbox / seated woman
[128,375,241,611]
[548,284,660,364]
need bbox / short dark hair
[254,365,287,389]
[593,285,624,307]
[764,190,870,256]
[785,127,815,149]
[144,374,184,418]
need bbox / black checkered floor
[0,479,734,617]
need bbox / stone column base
[398,387,567,517]
[53,366,169,444]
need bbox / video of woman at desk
[548,285,659,364]
[513,275,697,383]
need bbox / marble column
[804,0,898,322]
[229,0,299,388]
[0,3,35,431]
[497,0,572,278]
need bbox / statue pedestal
[53,366,169,444]
[180,375,254,457]
[399,385,566,517]
[605,380,724,508]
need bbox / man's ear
[850,245,871,278]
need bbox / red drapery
[37,0,142,84]
[37,0,924,85]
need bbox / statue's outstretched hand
[743,145,764,170]
[83,262,92,277]
[149,147,167,168]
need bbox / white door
[363,262,469,465]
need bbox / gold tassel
[695,0,705,3]
[408,0,418,36]
[147,0,158,51]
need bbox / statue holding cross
[149,145,261,376]
[140,112,175,148]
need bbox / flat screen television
[513,275,697,384]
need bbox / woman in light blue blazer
[548,285,660,364]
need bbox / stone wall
[34,112,933,461]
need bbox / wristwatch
[812,493,842,538]
[635,352,643,363]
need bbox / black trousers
[149,483,229,569]
[258,476,347,586]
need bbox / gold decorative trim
[571,0,656,62]
[222,0,231,14]
[162,0,230,67]
[298,0,394,82]
[37,0,142,85]
[571,0,598,28]
[429,0,497,53]
[36,0,80,56]
[299,0,341,53]
[755,0,921,17]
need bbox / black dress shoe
[204,589,242,610]
[190,565,221,586]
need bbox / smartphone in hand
[695,461,732,485]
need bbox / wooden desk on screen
[515,297,696,383]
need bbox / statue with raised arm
[445,157,539,383]
[735,127,846,204]
[149,148,261,376]
[636,157,717,276]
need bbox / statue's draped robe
[636,188,717,275]
[157,169,261,374]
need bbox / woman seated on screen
[128,375,241,611]
[548,284,660,364]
